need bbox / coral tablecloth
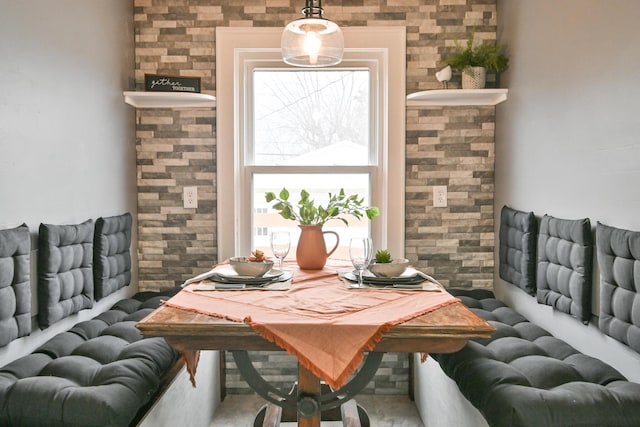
[163,261,459,389]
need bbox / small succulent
[248,249,267,262]
[374,249,392,263]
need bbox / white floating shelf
[406,89,508,107]
[123,91,216,109]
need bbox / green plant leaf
[264,187,380,227]
[366,207,380,219]
[375,249,392,263]
[281,206,293,220]
[445,32,509,73]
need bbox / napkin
[182,268,218,287]
[183,266,292,291]
[192,278,292,291]
[339,268,443,291]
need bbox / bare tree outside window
[253,70,370,165]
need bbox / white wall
[413,355,488,427]
[495,0,640,381]
[0,0,137,365]
[138,351,221,427]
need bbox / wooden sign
[144,74,201,93]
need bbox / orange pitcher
[296,225,339,270]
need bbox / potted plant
[445,32,509,89]
[368,249,410,278]
[265,188,379,269]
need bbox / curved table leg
[232,351,384,425]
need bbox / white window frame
[216,27,406,261]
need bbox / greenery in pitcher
[265,188,380,226]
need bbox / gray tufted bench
[0,292,179,427]
[0,214,181,426]
[437,288,640,427]
[430,208,640,427]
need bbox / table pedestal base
[232,351,383,427]
[253,383,370,427]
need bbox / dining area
[4,0,640,426]
[136,247,495,427]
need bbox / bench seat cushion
[434,289,640,427]
[0,291,179,427]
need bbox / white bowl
[229,257,274,277]
[368,258,410,278]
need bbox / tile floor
[210,394,424,427]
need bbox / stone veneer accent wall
[134,0,497,394]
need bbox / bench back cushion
[93,213,132,300]
[0,225,31,346]
[597,222,640,353]
[536,215,593,323]
[38,220,94,327]
[499,206,538,295]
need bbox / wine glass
[349,237,373,288]
[270,231,291,271]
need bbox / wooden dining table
[136,263,495,427]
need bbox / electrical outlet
[433,185,447,207]
[183,186,198,209]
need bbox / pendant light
[281,0,343,67]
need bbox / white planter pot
[462,66,486,89]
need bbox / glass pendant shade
[281,2,343,67]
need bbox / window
[216,27,406,261]
[250,66,375,259]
